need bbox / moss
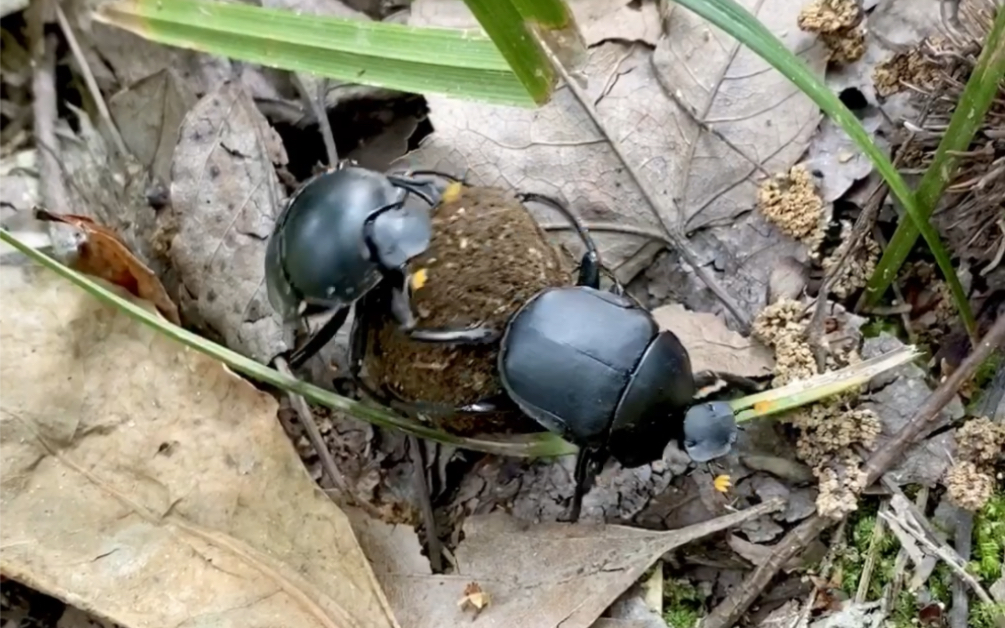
[971,493,1005,582]
[662,577,705,628]
[972,603,1005,628]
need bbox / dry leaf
[352,500,782,628]
[458,581,491,616]
[34,208,180,325]
[169,81,289,363]
[651,303,774,377]
[0,263,399,628]
[108,69,196,186]
[403,0,825,320]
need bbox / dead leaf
[651,303,774,377]
[34,209,181,325]
[168,81,289,363]
[403,0,826,311]
[108,69,196,186]
[458,581,491,616]
[0,262,399,628]
[352,500,782,628]
[805,115,884,203]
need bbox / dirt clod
[798,0,865,65]
[752,298,817,386]
[956,416,1005,466]
[814,453,868,519]
[945,460,996,512]
[362,185,569,434]
[797,0,860,34]
[757,165,826,253]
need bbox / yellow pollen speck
[442,181,463,204]
[410,268,428,291]
[713,474,732,493]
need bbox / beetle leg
[692,370,764,396]
[284,306,351,370]
[387,169,467,208]
[564,446,607,523]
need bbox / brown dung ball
[361,184,572,435]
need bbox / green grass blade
[0,230,576,458]
[864,7,1005,316]
[93,0,537,107]
[459,0,565,104]
[672,0,975,337]
[731,345,922,422]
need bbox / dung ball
[361,185,573,435]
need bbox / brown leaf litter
[752,299,880,519]
[945,416,1005,511]
[33,208,180,325]
[875,0,1005,276]
[362,184,568,435]
[0,263,398,628]
[797,0,866,64]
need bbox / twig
[949,507,974,628]
[408,436,443,573]
[702,314,1005,628]
[795,519,847,628]
[541,220,671,245]
[54,4,128,157]
[28,0,70,216]
[273,357,382,519]
[856,501,889,603]
[533,36,751,329]
[864,314,1005,479]
[879,509,995,605]
[293,74,338,166]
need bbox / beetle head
[681,401,738,462]
[366,204,433,270]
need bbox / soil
[361,184,572,435]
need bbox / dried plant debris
[797,0,866,64]
[753,300,878,518]
[945,460,997,512]
[875,3,1005,271]
[945,416,1005,511]
[758,165,826,254]
[872,45,941,97]
[820,220,881,299]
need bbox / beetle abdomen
[498,286,658,447]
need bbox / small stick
[54,4,128,157]
[855,501,888,603]
[533,35,751,329]
[408,436,443,573]
[949,508,973,628]
[293,74,338,167]
[28,0,71,216]
[878,509,995,605]
[273,357,383,520]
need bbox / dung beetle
[265,163,500,369]
[342,188,745,521]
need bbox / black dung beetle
[265,163,500,369]
[342,187,745,521]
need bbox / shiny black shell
[265,167,401,319]
[497,286,696,467]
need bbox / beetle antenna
[517,192,599,266]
